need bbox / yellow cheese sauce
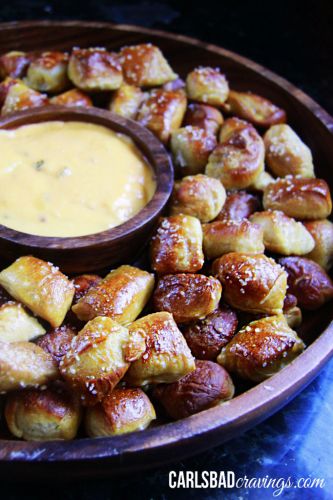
[0,121,156,237]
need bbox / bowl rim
[0,105,173,249]
[0,20,332,470]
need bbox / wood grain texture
[0,21,332,479]
[0,106,173,273]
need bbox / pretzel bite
[263,177,332,220]
[264,124,314,178]
[249,170,274,192]
[206,118,264,189]
[150,215,204,275]
[153,274,222,323]
[120,43,177,87]
[170,126,217,176]
[1,79,48,115]
[50,88,92,107]
[169,174,226,222]
[109,83,144,119]
[184,103,223,136]
[36,324,77,365]
[250,210,315,255]
[186,67,229,106]
[60,317,143,405]
[215,190,261,221]
[25,51,69,93]
[217,315,305,382]
[125,312,195,386]
[213,253,287,315]
[304,220,333,270]
[283,294,302,328]
[0,51,33,79]
[203,219,264,259]
[0,302,45,343]
[5,385,81,441]
[181,305,238,360]
[68,47,122,91]
[72,274,102,304]
[225,90,286,128]
[137,89,187,144]
[0,341,58,393]
[72,265,154,324]
[153,360,234,419]
[0,256,74,328]
[85,387,156,437]
[279,256,333,310]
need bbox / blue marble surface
[1,1,333,498]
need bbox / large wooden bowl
[0,21,332,479]
[0,106,173,274]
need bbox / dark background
[1,1,333,499]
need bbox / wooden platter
[0,21,332,479]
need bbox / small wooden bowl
[0,106,173,274]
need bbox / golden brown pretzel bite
[50,88,92,107]
[153,274,222,323]
[170,126,217,176]
[0,256,74,328]
[213,253,287,315]
[72,265,154,325]
[249,210,315,255]
[225,90,286,128]
[264,124,314,178]
[153,360,234,419]
[5,385,81,441]
[137,89,187,144]
[68,47,122,91]
[263,176,332,220]
[150,215,204,275]
[0,341,59,393]
[109,83,144,119]
[217,315,305,382]
[120,43,177,87]
[125,312,195,386]
[203,219,265,259]
[25,51,69,93]
[304,219,333,270]
[60,317,143,405]
[1,78,48,115]
[206,117,264,189]
[0,302,45,343]
[85,387,156,437]
[169,174,226,222]
[186,67,229,106]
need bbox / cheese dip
[0,121,156,237]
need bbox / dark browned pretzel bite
[153,273,222,323]
[0,51,34,79]
[50,88,93,107]
[153,360,234,419]
[279,256,333,310]
[184,103,223,136]
[181,305,238,360]
[215,190,261,221]
[36,324,77,365]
